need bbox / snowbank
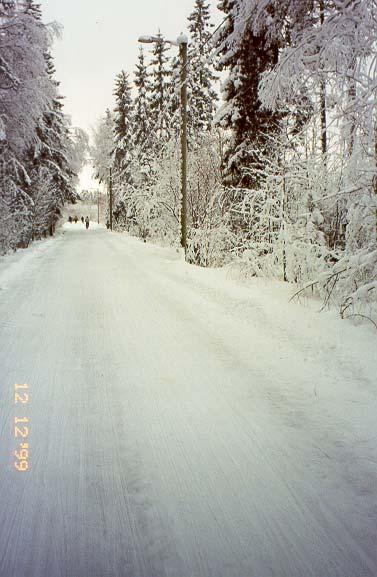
[0,236,57,291]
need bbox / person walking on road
[81,216,84,223]
[85,216,90,230]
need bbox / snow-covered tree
[0,1,77,252]
[112,70,134,226]
[91,109,114,184]
[70,126,89,176]
[228,0,377,320]
[150,33,171,142]
[187,0,218,136]
[27,50,78,239]
[132,47,156,187]
[0,1,56,250]
[0,1,54,153]
[167,1,218,142]
[215,0,281,186]
[134,48,152,148]
[0,143,33,250]
[167,54,181,138]
[113,70,134,174]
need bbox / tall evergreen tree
[0,0,76,251]
[187,0,218,136]
[215,0,281,186]
[134,48,152,148]
[150,33,171,142]
[167,53,181,137]
[133,47,156,187]
[113,70,134,176]
[27,53,77,238]
[112,71,134,226]
[0,0,51,250]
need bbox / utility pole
[109,167,113,231]
[179,37,188,255]
[97,190,100,224]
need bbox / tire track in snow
[0,228,376,576]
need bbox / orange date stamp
[14,384,29,472]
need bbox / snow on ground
[0,236,57,292]
[0,227,376,577]
[0,221,103,290]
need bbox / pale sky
[40,0,221,134]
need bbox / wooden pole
[109,167,113,231]
[180,40,188,257]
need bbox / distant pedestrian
[68,216,72,223]
[74,216,78,224]
[81,216,84,223]
[85,216,89,230]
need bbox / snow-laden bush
[0,181,34,253]
[307,249,377,325]
[112,132,229,260]
[187,223,236,267]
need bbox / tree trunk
[319,0,327,164]
[320,79,327,161]
[348,72,357,157]
[374,96,377,241]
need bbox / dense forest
[0,0,86,253]
[92,0,377,321]
[1,0,376,322]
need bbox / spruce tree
[167,54,181,138]
[150,33,171,142]
[27,53,77,238]
[134,48,152,148]
[187,0,218,137]
[0,0,76,251]
[0,0,67,250]
[112,71,134,226]
[215,0,281,186]
[113,70,134,176]
[0,143,33,250]
[133,47,156,187]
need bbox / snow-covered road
[0,225,376,577]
